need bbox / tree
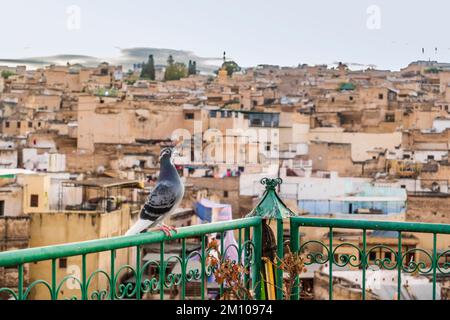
[1,70,15,79]
[188,60,197,76]
[164,62,187,81]
[216,61,240,77]
[140,54,155,80]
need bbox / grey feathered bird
[125,147,184,236]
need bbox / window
[331,97,335,103]
[384,252,392,260]
[17,121,21,128]
[5,121,9,128]
[379,93,384,100]
[38,122,41,127]
[223,191,229,198]
[0,200,4,217]
[427,155,435,160]
[184,113,194,120]
[28,122,32,128]
[30,194,39,208]
[369,252,377,261]
[349,96,353,101]
[59,258,67,269]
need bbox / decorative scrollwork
[114,265,137,299]
[140,259,160,294]
[85,269,111,300]
[0,288,18,300]
[437,250,450,274]
[55,274,83,300]
[332,243,363,268]
[365,245,398,270]
[401,248,433,274]
[299,240,330,265]
[260,178,283,190]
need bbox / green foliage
[424,67,441,74]
[164,55,187,81]
[221,61,241,76]
[140,55,155,80]
[1,71,15,79]
[95,87,118,97]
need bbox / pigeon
[125,147,184,236]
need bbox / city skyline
[1,0,450,70]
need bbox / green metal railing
[290,217,450,301]
[0,217,262,300]
[2,177,450,300]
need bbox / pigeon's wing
[140,181,178,221]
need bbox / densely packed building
[1,58,450,299]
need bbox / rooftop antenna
[223,51,226,63]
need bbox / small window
[38,122,41,127]
[427,155,435,160]
[369,252,377,261]
[28,122,32,128]
[30,194,39,208]
[17,122,21,128]
[184,113,194,120]
[331,97,335,103]
[59,258,68,269]
[349,96,353,101]
[379,93,384,100]
[401,185,406,189]
[223,191,229,198]
[384,252,392,260]
[5,121,9,128]
[0,200,4,217]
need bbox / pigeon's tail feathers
[125,219,153,236]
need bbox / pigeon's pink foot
[156,224,177,237]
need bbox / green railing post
[362,229,367,301]
[159,242,165,301]
[252,219,262,300]
[110,249,115,300]
[135,246,141,300]
[18,264,24,301]
[51,259,57,300]
[397,232,402,301]
[432,233,437,300]
[81,254,87,300]
[328,227,333,301]
[290,219,300,300]
[276,219,284,300]
[244,227,250,295]
[181,239,186,300]
[201,235,206,300]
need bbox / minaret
[218,51,228,82]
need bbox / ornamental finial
[260,178,283,191]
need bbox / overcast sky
[1,0,449,70]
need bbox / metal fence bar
[201,235,206,301]
[290,219,300,300]
[0,218,262,267]
[135,246,140,300]
[18,264,23,301]
[181,239,186,300]
[432,233,437,300]
[51,259,56,300]
[252,220,262,300]
[397,232,402,301]
[110,249,116,300]
[159,242,165,301]
[362,229,367,301]
[328,227,333,301]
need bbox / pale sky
[1,0,449,70]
